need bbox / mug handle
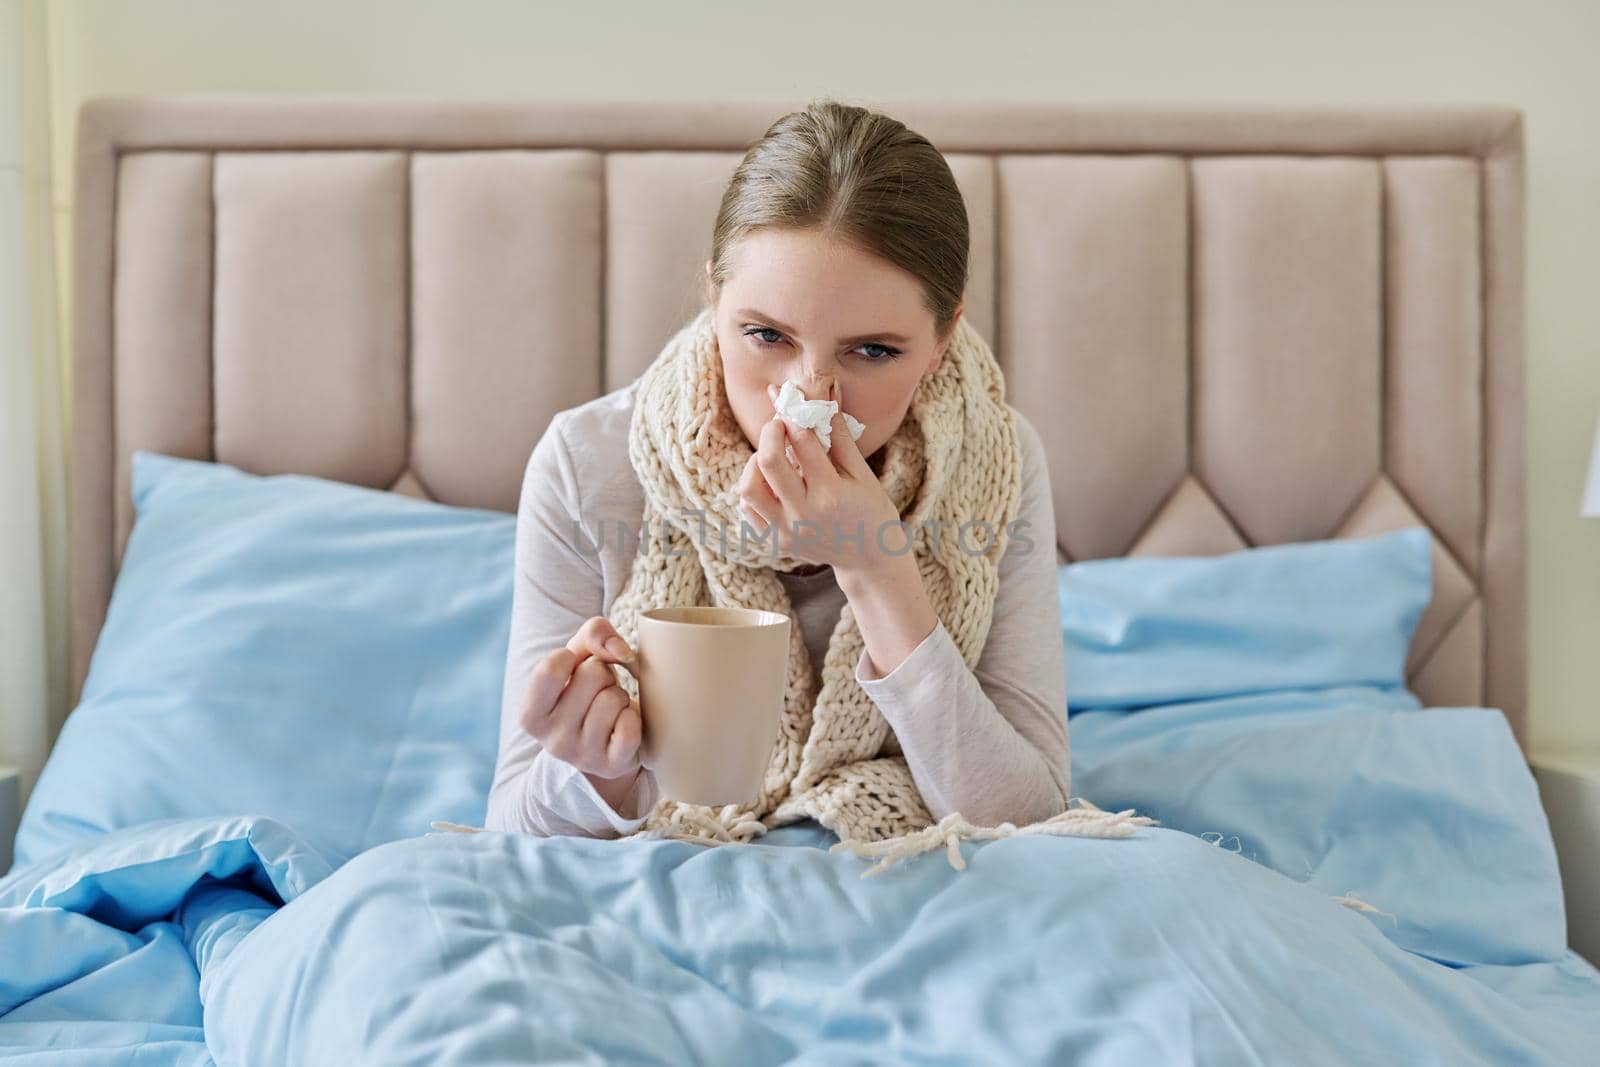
[636,679,659,772]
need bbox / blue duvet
[4,686,1597,1065]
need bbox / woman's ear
[927,305,964,377]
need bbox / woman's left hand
[738,381,902,576]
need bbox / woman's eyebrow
[736,308,911,345]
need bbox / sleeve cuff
[855,618,952,689]
[561,762,659,835]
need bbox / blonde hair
[707,98,969,342]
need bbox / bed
[2,95,1596,1065]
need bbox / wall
[40,0,1600,754]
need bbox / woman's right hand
[520,616,645,792]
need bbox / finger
[739,501,770,534]
[737,457,777,537]
[740,454,782,520]
[786,409,838,487]
[544,657,615,752]
[755,415,807,506]
[827,381,874,479]
[606,699,644,768]
[767,386,805,477]
[567,616,635,672]
[521,648,579,734]
[579,683,631,766]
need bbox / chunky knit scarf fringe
[593,306,1156,874]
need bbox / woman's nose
[792,368,836,402]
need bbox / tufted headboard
[68,96,1527,746]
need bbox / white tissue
[773,379,867,451]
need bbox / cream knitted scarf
[596,305,1155,874]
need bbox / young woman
[485,99,1078,853]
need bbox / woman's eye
[742,326,901,362]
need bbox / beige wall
[42,0,1600,754]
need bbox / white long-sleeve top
[485,378,1070,838]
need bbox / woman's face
[706,228,960,466]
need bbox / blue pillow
[1067,693,1565,966]
[15,451,515,869]
[1060,527,1433,711]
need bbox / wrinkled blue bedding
[4,686,1596,1065]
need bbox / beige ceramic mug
[634,606,790,807]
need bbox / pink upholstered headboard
[68,96,1527,745]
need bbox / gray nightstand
[1530,747,1600,967]
[0,764,19,876]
